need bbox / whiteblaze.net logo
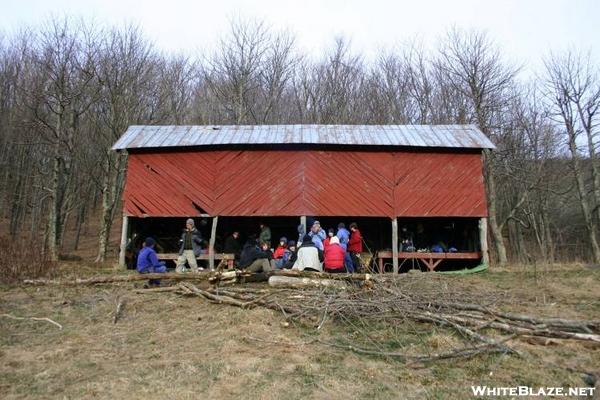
[471,386,596,397]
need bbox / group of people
[136,218,365,286]
[231,220,364,274]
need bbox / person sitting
[282,240,297,269]
[324,236,346,273]
[293,234,324,272]
[272,237,288,269]
[323,228,335,250]
[239,238,272,273]
[136,237,167,287]
[348,222,363,272]
[176,218,203,273]
[400,226,416,252]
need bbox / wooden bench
[157,253,235,269]
[376,251,482,272]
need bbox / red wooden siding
[123,149,487,218]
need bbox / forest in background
[0,16,598,265]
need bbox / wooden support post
[300,216,307,239]
[479,217,489,266]
[118,215,129,268]
[392,217,399,274]
[209,216,219,271]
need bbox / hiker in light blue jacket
[308,220,326,251]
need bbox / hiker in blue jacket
[336,222,354,273]
[308,220,326,251]
[137,237,167,286]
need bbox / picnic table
[157,253,235,269]
[376,251,482,272]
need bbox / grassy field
[1,263,599,399]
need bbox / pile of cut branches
[132,271,600,363]
[24,269,600,362]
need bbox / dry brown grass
[1,263,599,399]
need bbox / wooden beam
[118,215,129,268]
[300,216,307,239]
[392,217,399,274]
[209,216,219,271]
[479,217,489,266]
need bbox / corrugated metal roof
[112,124,495,150]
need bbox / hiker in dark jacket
[282,241,297,269]
[223,231,241,259]
[176,218,203,273]
[137,237,167,286]
[259,223,271,247]
[239,239,272,273]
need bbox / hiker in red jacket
[348,222,363,272]
[324,236,346,273]
[272,237,288,269]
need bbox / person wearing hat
[324,236,346,273]
[308,220,326,251]
[176,218,203,273]
[136,237,167,286]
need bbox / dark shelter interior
[126,216,482,272]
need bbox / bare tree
[93,24,160,262]
[435,28,520,265]
[544,50,600,263]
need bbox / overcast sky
[1,0,598,74]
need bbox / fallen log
[134,286,181,294]
[268,275,348,289]
[270,269,371,282]
[24,271,242,286]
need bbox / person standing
[176,218,203,273]
[136,237,167,286]
[259,223,271,247]
[308,220,326,251]
[348,222,363,272]
[336,223,353,273]
[223,231,241,259]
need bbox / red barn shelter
[113,125,495,272]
